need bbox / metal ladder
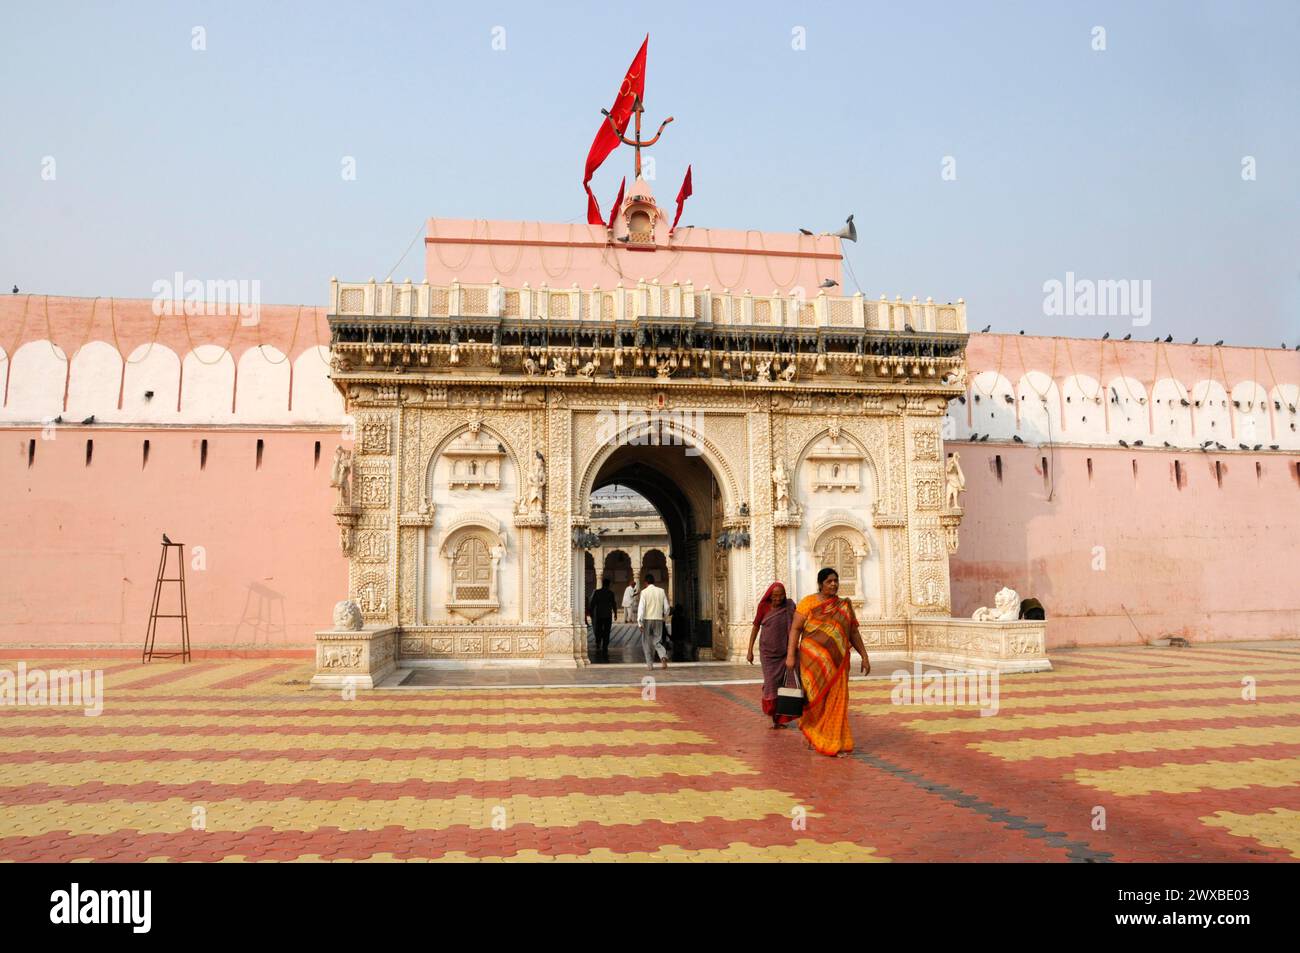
[142,539,191,663]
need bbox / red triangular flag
[583,36,648,225]
[607,176,626,231]
[670,165,693,234]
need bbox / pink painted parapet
[0,296,341,426]
[423,218,844,296]
[1,427,346,650]
[955,334,1300,450]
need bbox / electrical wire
[384,220,430,283]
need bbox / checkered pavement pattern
[1,646,1297,861]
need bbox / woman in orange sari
[785,567,870,757]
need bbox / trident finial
[602,95,673,180]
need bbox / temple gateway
[312,175,1049,685]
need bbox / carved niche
[435,514,508,622]
[806,433,863,492]
[809,512,871,609]
[442,414,507,489]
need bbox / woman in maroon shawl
[746,582,796,728]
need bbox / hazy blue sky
[2,1,1297,345]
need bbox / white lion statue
[972,587,1020,622]
[332,599,364,631]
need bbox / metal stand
[142,540,191,663]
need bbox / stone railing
[330,278,966,334]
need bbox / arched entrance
[598,549,633,617]
[583,439,723,661]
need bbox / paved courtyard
[1,643,1298,862]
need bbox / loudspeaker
[830,214,857,243]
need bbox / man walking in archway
[587,578,617,663]
[637,573,670,670]
[622,578,638,622]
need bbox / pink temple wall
[949,444,1300,644]
[2,427,345,654]
[1,290,1297,652]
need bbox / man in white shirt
[636,573,670,670]
[622,580,638,622]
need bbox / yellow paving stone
[970,724,1300,761]
[0,753,756,788]
[852,682,1300,714]
[78,695,659,712]
[912,667,1300,692]
[1062,650,1233,664]
[898,700,1300,734]
[0,787,809,837]
[102,665,260,690]
[1200,808,1300,859]
[163,665,300,691]
[1072,756,1300,796]
[846,675,1300,712]
[370,839,884,863]
[0,710,680,729]
[0,727,712,755]
[1047,657,1144,669]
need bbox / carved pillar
[747,407,777,596]
[543,397,583,665]
[392,403,408,628]
[887,411,912,618]
[905,411,950,617]
[348,399,398,627]
[415,527,426,624]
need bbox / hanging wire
[384,221,430,283]
[841,246,865,295]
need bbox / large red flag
[584,36,648,225]
[606,176,626,231]
[670,164,693,234]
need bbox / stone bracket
[332,503,361,554]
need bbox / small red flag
[607,176,626,231]
[583,36,648,225]
[670,165,693,234]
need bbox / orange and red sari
[795,594,857,756]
